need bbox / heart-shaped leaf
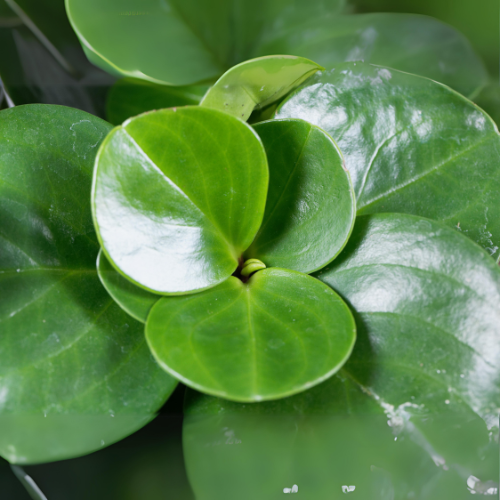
[93,106,268,295]
[65,0,346,86]
[97,250,159,323]
[277,62,500,262]
[0,104,177,464]
[255,13,489,98]
[200,56,322,122]
[146,268,356,402]
[245,118,355,273]
[106,78,208,125]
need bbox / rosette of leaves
[2,51,500,468]
[93,56,359,402]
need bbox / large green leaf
[106,78,208,125]
[200,56,322,122]
[245,119,355,273]
[277,62,500,261]
[146,268,356,402]
[183,389,497,499]
[97,250,159,323]
[183,213,500,498]
[0,104,177,464]
[66,0,486,97]
[315,213,500,426]
[255,13,489,98]
[0,0,114,116]
[65,0,346,86]
[93,106,268,295]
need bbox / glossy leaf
[93,106,268,295]
[146,268,356,402]
[277,62,500,261]
[315,213,500,427]
[97,250,159,323]
[200,56,322,122]
[0,0,114,116]
[0,104,177,464]
[65,0,345,86]
[106,78,208,125]
[66,0,486,97]
[246,119,355,273]
[474,84,500,128]
[183,389,497,499]
[255,13,489,98]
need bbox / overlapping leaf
[0,104,177,464]
[200,56,323,122]
[66,0,487,98]
[246,118,355,273]
[97,250,159,323]
[92,106,268,295]
[277,62,500,261]
[146,268,356,402]
[65,0,345,86]
[254,13,489,98]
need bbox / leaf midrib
[120,128,237,259]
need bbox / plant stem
[10,465,48,500]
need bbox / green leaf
[0,104,177,464]
[245,119,355,273]
[474,83,500,128]
[255,13,489,98]
[200,56,322,122]
[315,213,500,426]
[183,387,497,499]
[97,250,160,323]
[0,0,114,116]
[183,213,500,498]
[106,78,209,125]
[65,0,346,86]
[146,268,356,402]
[66,0,486,97]
[277,62,500,261]
[93,106,268,295]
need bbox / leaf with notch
[146,268,356,402]
[277,62,500,261]
[0,104,177,464]
[92,106,268,295]
[245,118,355,273]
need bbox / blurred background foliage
[351,0,499,80]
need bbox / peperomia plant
[0,2,499,493]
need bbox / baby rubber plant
[1,53,500,493]
[93,55,359,401]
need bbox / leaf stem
[10,465,48,500]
